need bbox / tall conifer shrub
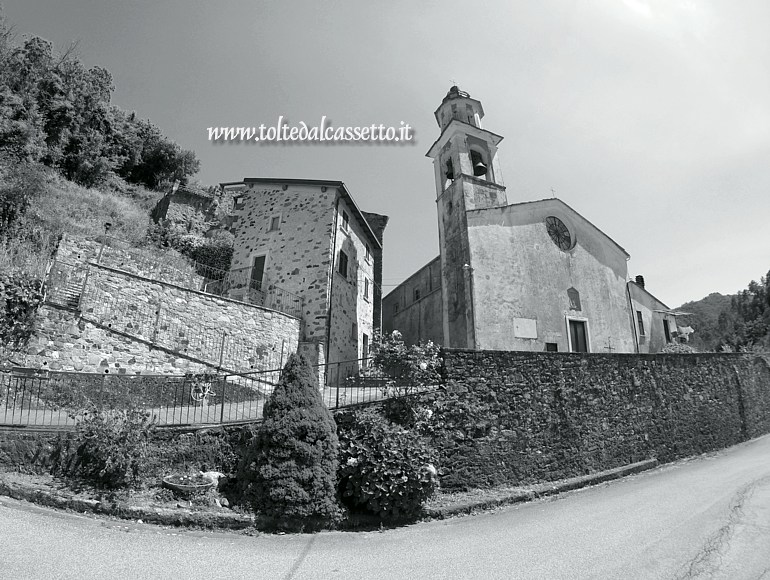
[237,353,340,529]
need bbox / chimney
[635,275,645,288]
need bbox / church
[382,86,681,354]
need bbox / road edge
[424,458,659,519]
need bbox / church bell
[473,161,488,177]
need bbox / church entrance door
[569,320,588,353]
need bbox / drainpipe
[626,280,640,354]
[462,263,476,349]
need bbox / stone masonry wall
[56,234,199,289]
[27,264,300,374]
[328,194,375,366]
[26,305,215,375]
[430,349,770,490]
[229,182,336,344]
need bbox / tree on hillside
[720,272,770,351]
[236,353,341,529]
[0,15,200,189]
[677,293,735,351]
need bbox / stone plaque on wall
[514,317,538,339]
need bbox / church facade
[383,87,680,354]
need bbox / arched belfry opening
[470,149,488,179]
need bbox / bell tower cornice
[425,120,504,159]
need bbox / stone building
[221,178,387,378]
[383,86,678,353]
[628,276,683,353]
[150,182,231,236]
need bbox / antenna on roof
[551,187,556,198]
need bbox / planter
[162,474,215,497]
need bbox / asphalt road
[1,435,770,579]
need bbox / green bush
[236,353,341,529]
[145,429,239,479]
[50,406,155,489]
[0,271,45,351]
[337,408,438,521]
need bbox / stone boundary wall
[26,265,300,375]
[432,349,770,490]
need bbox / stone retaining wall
[431,350,770,490]
[26,264,300,374]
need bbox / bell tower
[427,85,507,208]
[427,86,508,349]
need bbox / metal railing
[320,357,438,410]
[0,368,281,428]
[0,358,439,428]
[196,264,303,319]
[44,260,290,374]
[94,236,302,318]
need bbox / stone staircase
[45,261,84,310]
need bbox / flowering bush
[370,331,442,396]
[337,408,438,521]
[365,331,442,427]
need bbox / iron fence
[0,368,280,428]
[319,358,437,409]
[44,260,291,374]
[95,237,302,318]
[0,358,438,428]
[196,264,303,319]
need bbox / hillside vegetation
[676,274,770,352]
[0,16,227,359]
[0,14,215,274]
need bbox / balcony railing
[199,265,303,319]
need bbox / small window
[545,343,558,352]
[364,278,370,300]
[365,243,371,263]
[351,322,357,341]
[663,319,672,343]
[637,311,645,336]
[362,333,369,363]
[342,211,350,231]
[414,288,421,302]
[338,250,348,278]
[393,302,399,314]
[268,215,280,231]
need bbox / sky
[4,0,770,307]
